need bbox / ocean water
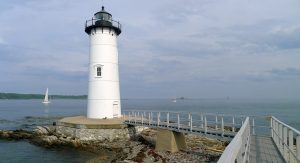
[0,99,300,162]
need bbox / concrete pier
[155,129,187,153]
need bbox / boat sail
[42,88,50,104]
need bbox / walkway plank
[250,135,285,163]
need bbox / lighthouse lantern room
[85,6,122,119]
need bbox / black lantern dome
[85,6,121,35]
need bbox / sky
[0,0,300,99]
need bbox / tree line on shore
[0,93,87,99]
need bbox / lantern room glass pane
[95,13,112,22]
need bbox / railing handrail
[123,110,246,143]
[271,116,300,162]
[218,117,250,163]
[272,116,300,135]
[122,110,245,118]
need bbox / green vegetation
[0,93,87,99]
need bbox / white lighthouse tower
[85,6,122,119]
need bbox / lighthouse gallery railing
[85,17,122,29]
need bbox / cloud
[269,68,300,77]
[0,37,4,44]
[271,24,300,34]
[1,0,300,98]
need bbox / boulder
[43,135,58,143]
[34,126,49,135]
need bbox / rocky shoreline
[0,126,227,162]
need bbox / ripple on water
[0,140,114,162]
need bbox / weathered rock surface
[122,128,226,163]
[34,126,50,135]
[0,129,33,140]
[0,126,226,162]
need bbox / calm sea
[0,99,299,162]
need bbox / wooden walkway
[250,136,285,163]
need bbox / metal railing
[85,18,122,29]
[271,116,300,162]
[123,110,246,140]
[249,116,272,136]
[217,117,251,163]
[122,111,300,162]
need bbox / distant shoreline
[0,93,87,100]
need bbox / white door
[113,102,119,118]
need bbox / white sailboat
[42,88,50,104]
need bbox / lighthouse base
[87,99,121,119]
[56,116,143,141]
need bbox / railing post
[167,112,169,127]
[201,114,204,128]
[177,113,180,130]
[297,135,300,161]
[141,113,144,124]
[283,127,288,160]
[271,117,273,138]
[134,112,136,124]
[221,116,224,137]
[279,124,283,153]
[159,112,161,125]
[215,115,218,129]
[188,113,191,127]
[190,114,193,132]
[151,112,153,124]
[157,112,160,126]
[252,118,255,135]
[274,120,279,146]
[232,116,235,132]
[288,129,294,162]
[277,120,280,146]
[148,112,151,126]
[204,116,207,134]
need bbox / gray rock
[123,148,130,154]
[0,130,33,140]
[122,160,136,163]
[34,126,49,135]
[43,126,52,133]
[42,135,58,144]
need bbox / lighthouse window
[96,67,102,77]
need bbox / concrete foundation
[56,116,144,141]
[155,129,187,153]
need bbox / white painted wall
[87,27,121,119]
